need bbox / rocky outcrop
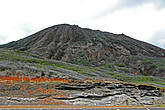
[53,82,165,106]
[0,77,164,106]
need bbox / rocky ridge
[2,24,165,65]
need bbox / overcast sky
[0,0,165,48]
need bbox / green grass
[156,104,165,107]
[0,49,94,76]
[105,72,165,88]
[1,48,165,88]
[118,68,130,73]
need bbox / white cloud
[0,0,165,49]
[149,29,165,49]
[0,35,8,44]
[81,3,165,42]
[0,0,117,43]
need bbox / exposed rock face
[54,82,165,106]
[0,77,164,106]
[1,24,165,65]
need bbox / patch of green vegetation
[106,72,165,88]
[103,63,111,67]
[99,64,116,71]
[118,68,130,73]
[114,63,125,67]
[85,67,97,72]
[0,49,40,63]
[156,104,165,107]
[14,50,26,54]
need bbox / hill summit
[2,24,165,65]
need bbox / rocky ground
[0,75,165,106]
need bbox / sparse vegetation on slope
[0,48,165,88]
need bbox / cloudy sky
[0,0,165,48]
